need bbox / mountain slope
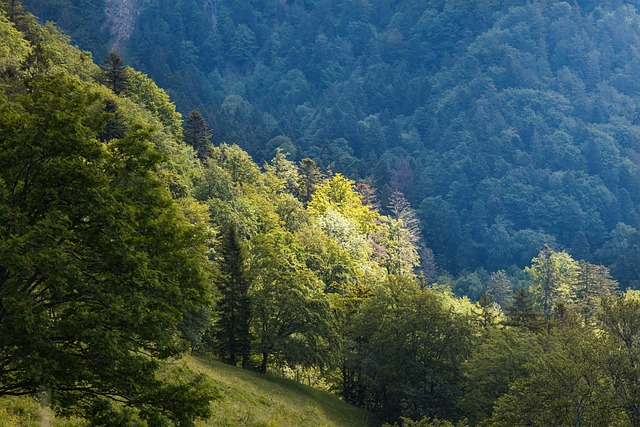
[22,0,640,286]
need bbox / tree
[486,270,513,308]
[211,224,251,368]
[355,277,475,421]
[247,230,331,374]
[573,260,618,323]
[183,109,212,159]
[460,327,542,424]
[526,245,579,329]
[489,325,619,427]
[100,51,128,95]
[0,74,215,424]
[505,287,541,331]
[599,292,640,427]
[308,174,380,234]
[297,158,323,203]
[375,217,420,276]
[388,191,421,245]
[230,24,257,65]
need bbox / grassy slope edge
[0,356,380,427]
[191,356,380,427]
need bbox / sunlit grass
[0,357,378,427]
[190,356,380,427]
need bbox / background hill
[22,0,640,283]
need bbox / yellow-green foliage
[0,396,87,427]
[0,12,30,72]
[308,174,381,233]
[190,356,380,427]
[124,67,183,138]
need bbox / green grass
[0,357,379,427]
[191,356,380,427]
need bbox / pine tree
[100,51,128,95]
[184,109,212,159]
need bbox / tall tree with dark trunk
[212,224,251,368]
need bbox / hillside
[22,0,640,286]
[0,356,380,427]
[191,357,380,427]
[10,2,640,426]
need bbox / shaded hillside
[24,0,640,283]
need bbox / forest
[4,0,640,426]
[23,0,640,290]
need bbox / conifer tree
[212,224,251,368]
[506,287,541,331]
[184,109,212,159]
[526,245,579,329]
[297,158,323,203]
[100,51,128,95]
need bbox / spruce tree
[100,51,128,95]
[297,158,323,203]
[183,109,212,159]
[212,224,251,367]
[506,287,541,331]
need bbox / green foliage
[309,174,380,234]
[354,276,476,421]
[0,11,30,75]
[124,67,184,139]
[459,328,542,423]
[20,0,640,284]
[247,230,332,374]
[526,245,579,323]
[16,5,640,426]
[183,109,212,159]
[0,20,215,423]
[100,51,127,94]
[489,325,623,427]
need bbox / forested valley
[4,0,640,426]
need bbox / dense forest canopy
[22,0,640,286]
[9,1,640,426]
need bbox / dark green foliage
[18,3,640,426]
[354,277,475,422]
[25,0,640,283]
[505,287,541,331]
[212,224,251,367]
[0,11,216,424]
[100,51,127,94]
[183,109,212,159]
